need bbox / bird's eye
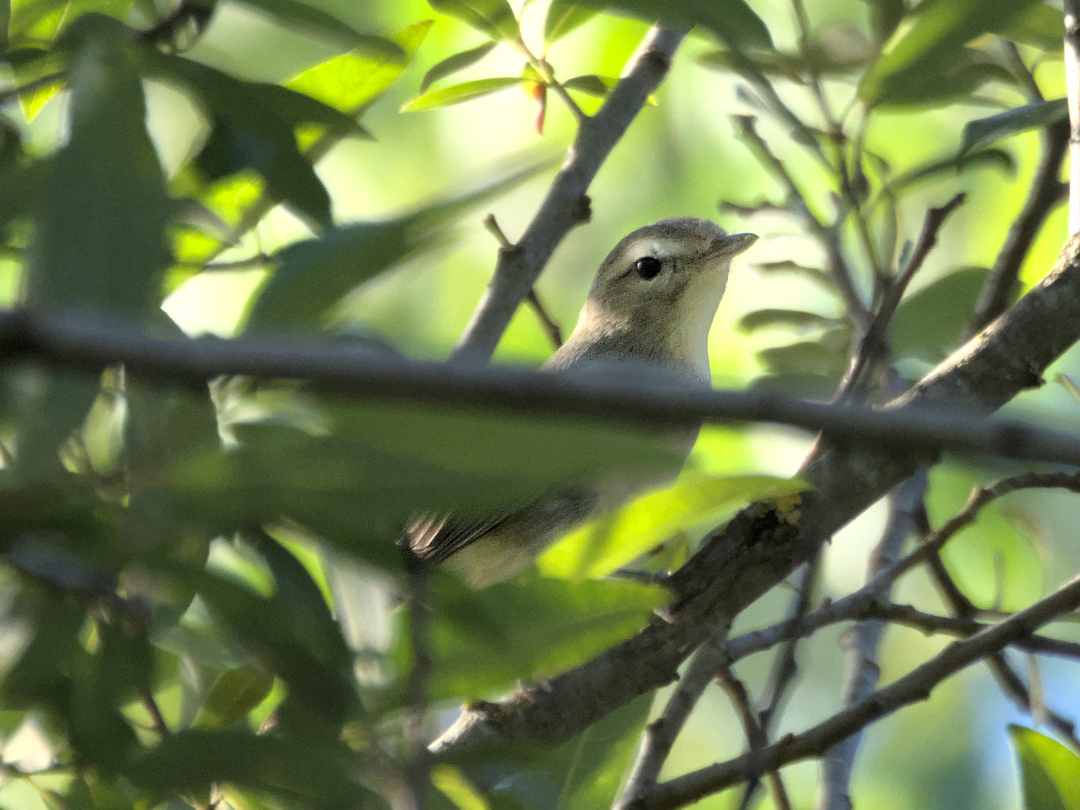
[634,256,662,280]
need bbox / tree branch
[634,572,1080,810]
[452,26,687,364]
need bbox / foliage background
[2,0,1080,809]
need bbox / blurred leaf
[860,0,1037,107]
[561,74,640,101]
[1055,373,1080,405]
[405,575,664,699]
[891,267,992,362]
[865,0,905,44]
[544,0,597,44]
[287,19,434,113]
[700,43,868,79]
[402,76,525,111]
[428,0,518,40]
[247,162,545,330]
[1008,725,1080,810]
[7,47,64,121]
[193,666,275,728]
[750,372,841,399]
[540,475,807,580]
[597,0,772,48]
[420,40,498,91]
[1005,3,1065,51]
[231,0,405,61]
[879,148,1015,202]
[757,339,846,377]
[178,566,358,721]
[960,99,1068,156]
[125,730,374,808]
[737,309,837,333]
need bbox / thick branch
[452,26,687,364]
[636,573,1080,810]
[5,310,1080,467]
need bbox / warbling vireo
[408,217,757,587]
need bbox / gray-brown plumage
[409,218,757,587]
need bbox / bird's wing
[405,512,513,564]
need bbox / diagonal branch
[452,26,687,364]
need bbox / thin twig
[716,664,792,810]
[140,686,171,738]
[839,193,966,400]
[484,215,563,348]
[453,26,687,364]
[632,572,1080,810]
[818,471,927,810]
[618,626,730,807]
[731,115,871,330]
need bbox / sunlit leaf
[7,47,64,121]
[401,76,525,111]
[543,0,597,44]
[420,40,498,91]
[428,0,518,40]
[286,19,433,113]
[231,0,405,62]
[959,99,1068,157]
[540,475,807,580]
[1008,725,1080,810]
[860,0,1038,107]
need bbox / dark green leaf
[865,0,905,43]
[193,666,275,728]
[891,267,992,362]
[960,99,1068,156]
[860,0,1038,107]
[231,0,405,62]
[402,75,525,111]
[125,730,374,808]
[428,0,519,40]
[562,74,618,97]
[1008,725,1080,810]
[754,259,833,288]
[737,309,838,333]
[543,0,597,44]
[401,575,664,700]
[420,40,498,91]
[248,162,546,330]
[595,0,772,49]
[751,372,842,400]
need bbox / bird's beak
[708,232,758,259]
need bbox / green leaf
[737,309,837,333]
[405,575,664,700]
[860,0,1039,107]
[231,0,405,62]
[420,40,498,92]
[8,48,64,122]
[428,0,518,40]
[596,0,772,49]
[543,0,597,44]
[563,74,619,97]
[540,475,807,580]
[125,730,375,808]
[891,267,992,362]
[757,340,846,377]
[1005,3,1065,51]
[286,19,434,113]
[401,76,525,111]
[960,99,1068,157]
[865,0,905,44]
[194,666,275,728]
[1009,725,1080,810]
[247,162,545,330]
[877,148,1015,202]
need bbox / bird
[408,217,757,587]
